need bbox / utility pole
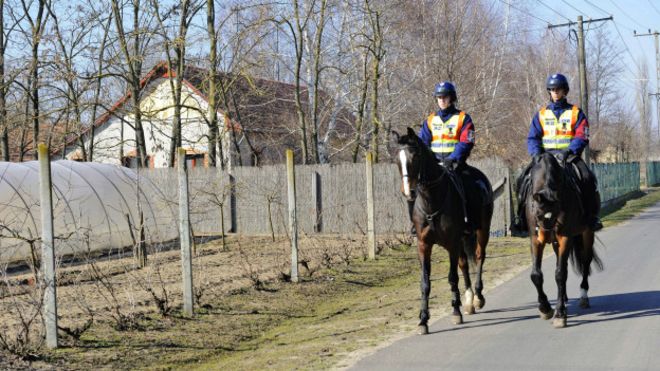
[549,16,612,167]
[634,30,660,138]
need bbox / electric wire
[496,0,552,24]
[536,0,572,22]
[560,0,587,15]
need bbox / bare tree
[110,0,153,167]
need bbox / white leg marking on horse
[399,150,410,198]
[580,288,588,299]
[464,288,474,306]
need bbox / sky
[497,0,660,130]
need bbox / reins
[406,144,451,229]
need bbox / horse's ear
[407,127,417,138]
[391,130,400,143]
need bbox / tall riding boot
[590,190,603,231]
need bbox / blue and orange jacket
[527,99,589,156]
[418,105,475,162]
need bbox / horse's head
[529,152,564,230]
[392,127,425,200]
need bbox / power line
[649,0,660,17]
[560,0,586,15]
[608,0,646,28]
[611,21,640,71]
[496,0,552,24]
[581,0,611,17]
[536,0,572,22]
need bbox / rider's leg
[574,158,603,231]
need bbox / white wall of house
[65,77,234,169]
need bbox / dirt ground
[0,233,390,368]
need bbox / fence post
[38,144,58,349]
[229,173,237,233]
[312,171,322,232]
[366,152,376,259]
[286,149,299,283]
[177,148,194,316]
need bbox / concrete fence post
[366,152,376,259]
[177,148,194,316]
[38,144,58,348]
[286,149,298,283]
[312,171,322,232]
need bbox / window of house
[185,154,205,168]
[121,155,152,169]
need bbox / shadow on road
[568,290,660,327]
[425,291,660,335]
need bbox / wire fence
[646,161,660,187]
[592,162,640,205]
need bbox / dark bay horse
[393,127,494,334]
[521,152,603,328]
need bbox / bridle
[400,143,449,227]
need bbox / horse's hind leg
[473,229,490,310]
[579,231,596,309]
[417,241,433,335]
[530,232,552,319]
[448,244,463,325]
[459,251,475,315]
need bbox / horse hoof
[579,297,590,309]
[463,305,475,315]
[474,296,485,309]
[553,317,567,328]
[539,310,553,320]
[452,314,463,325]
[418,324,429,335]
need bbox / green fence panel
[591,162,640,204]
[646,161,660,187]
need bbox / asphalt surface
[350,202,660,371]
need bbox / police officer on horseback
[512,73,603,233]
[408,81,476,236]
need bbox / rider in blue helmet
[406,81,476,236]
[512,73,603,233]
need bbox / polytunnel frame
[2,160,180,260]
[85,163,160,241]
[49,161,177,252]
[50,161,114,242]
[0,163,39,241]
[20,162,87,243]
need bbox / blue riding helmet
[433,81,457,100]
[546,73,569,92]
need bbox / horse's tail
[569,235,604,276]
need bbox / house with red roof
[63,62,354,168]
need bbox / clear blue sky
[499,0,660,128]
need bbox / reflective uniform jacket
[418,106,475,162]
[527,99,589,156]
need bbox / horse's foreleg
[448,246,463,325]
[531,232,552,319]
[417,241,433,335]
[459,251,474,315]
[579,231,596,309]
[474,229,489,310]
[553,235,570,328]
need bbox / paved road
[351,203,660,371]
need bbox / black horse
[393,128,494,334]
[521,152,603,328]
